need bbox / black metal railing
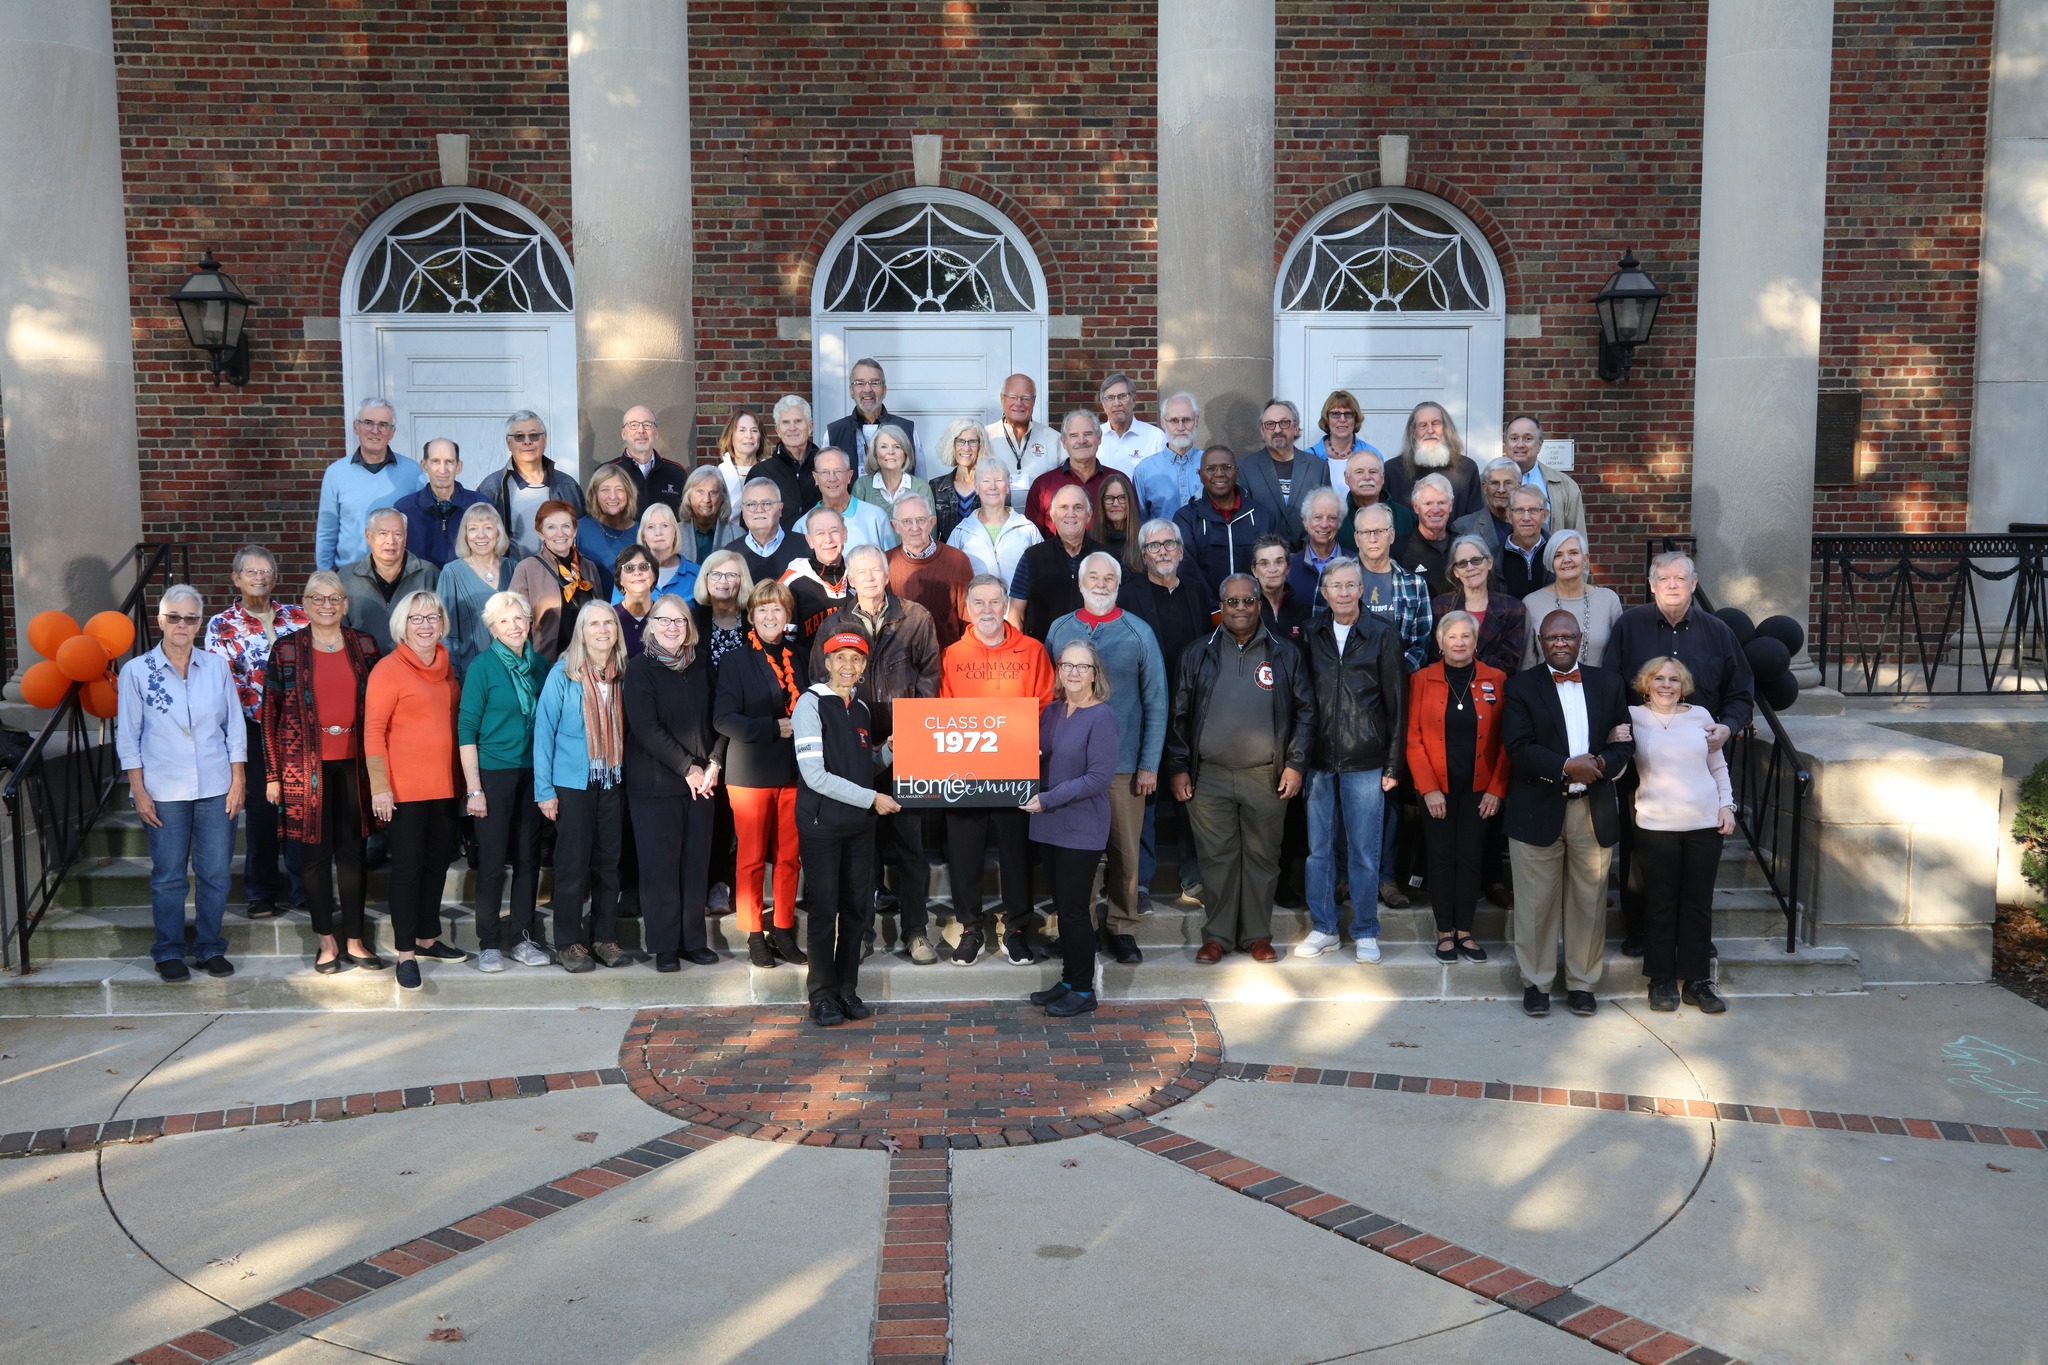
[2,543,189,972]
[0,540,13,686]
[1813,531,2048,695]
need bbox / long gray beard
[1081,593,1119,616]
[1165,433,1195,454]
[1414,439,1452,469]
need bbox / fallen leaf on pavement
[1061,1159,1079,1168]
[1387,1040,1418,1048]
[572,1131,597,1143]
[426,1326,464,1342]
[1987,1163,2012,1173]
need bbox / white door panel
[1304,325,1469,458]
[815,319,1046,478]
[352,320,577,483]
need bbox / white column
[0,0,143,675]
[567,0,692,469]
[1157,0,1274,453]
[1968,0,2048,534]
[1689,0,1834,632]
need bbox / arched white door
[1274,190,1506,461]
[813,189,1049,478]
[342,189,577,481]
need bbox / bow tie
[1549,668,1582,684]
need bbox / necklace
[1446,674,1473,712]
[753,634,799,713]
[1554,584,1593,642]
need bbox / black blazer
[712,634,807,788]
[623,650,726,799]
[1500,664,1634,847]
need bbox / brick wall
[109,0,571,589]
[686,1,1158,460]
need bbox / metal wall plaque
[1815,390,1862,485]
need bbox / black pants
[946,807,1034,933]
[877,784,930,936]
[242,718,301,905]
[386,796,457,953]
[1045,843,1101,992]
[710,787,737,892]
[632,793,713,956]
[1637,826,1723,982]
[1616,765,1645,940]
[802,822,875,1003]
[475,767,544,951]
[300,758,365,941]
[552,784,622,950]
[1422,783,1488,934]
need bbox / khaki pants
[1509,798,1612,993]
[1187,763,1284,948]
[1097,776,1147,936]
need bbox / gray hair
[1318,556,1363,586]
[844,543,888,575]
[871,425,914,466]
[1448,534,1494,569]
[681,465,729,520]
[387,589,447,648]
[1079,550,1123,583]
[938,418,985,468]
[1649,550,1698,583]
[1097,372,1134,399]
[1061,408,1101,437]
[230,544,276,578]
[965,572,1008,599]
[423,436,461,463]
[1481,456,1521,481]
[740,476,784,503]
[160,584,204,618]
[849,357,886,383]
[1353,502,1396,533]
[638,502,682,550]
[504,409,545,436]
[1508,484,1548,510]
[1346,448,1385,472]
[1262,398,1302,426]
[1138,517,1181,547]
[1543,528,1589,574]
[891,492,932,521]
[456,503,509,560]
[1434,609,1479,644]
[805,506,846,533]
[1161,390,1200,420]
[971,456,1012,490]
[303,569,346,602]
[364,506,407,536]
[481,590,534,636]
[1301,486,1345,519]
[811,445,852,473]
[355,396,395,422]
[772,393,813,424]
[1409,472,1455,507]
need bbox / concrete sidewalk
[0,987,2040,1365]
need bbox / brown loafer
[1486,881,1515,910]
[1247,939,1280,963]
[1195,939,1226,965]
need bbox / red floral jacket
[261,628,379,842]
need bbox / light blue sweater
[315,451,426,570]
[1043,610,1167,775]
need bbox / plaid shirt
[203,602,308,719]
[1360,561,1432,672]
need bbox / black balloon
[1715,606,1756,646]
[1762,670,1801,711]
[1755,614,1806,656]
[1744,636,1792,681]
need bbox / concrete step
[0,930,1857,1017]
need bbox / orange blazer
[1405,661,1511,799]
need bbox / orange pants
[728,784,799,932]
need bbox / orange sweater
[940,623,1055,704]
[1405,661,1511,800]
[364,644,461,801]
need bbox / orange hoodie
[365,644,461,802]
[941,623,1055,704]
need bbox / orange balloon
[26,610,79,661]
[81,676,120,720]
[84,610,137,658]
[56,634,112,683]
[20,660,72,709]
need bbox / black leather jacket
[1302,611,1406,779]
[1162,625,1316,785]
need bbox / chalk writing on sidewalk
[1941,1035,2048,1111]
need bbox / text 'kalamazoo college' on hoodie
[939,624,1055,703]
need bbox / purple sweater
[1030,700,1118,851]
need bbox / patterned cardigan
[261,628,380,843]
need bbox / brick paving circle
[619,1000,1224,1149]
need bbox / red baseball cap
[821,631,869,656]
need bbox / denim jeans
[1305,769,1385,941]
[146,795,234,963]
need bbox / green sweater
[457,643,541,770]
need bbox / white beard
[1414,438,1452,469]
[1165,433,1195,454]
[1081,593,1119,616]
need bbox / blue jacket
[316,450,427,570]
[1173,492,1279,596]
[1043,610,1167,775]
[533,660,611,800]
[396,484,483,568]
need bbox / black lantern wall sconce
[167,250,253,386]
[1592,250,1668,383]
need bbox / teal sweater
[457,642,542,771]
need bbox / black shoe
[654,952,681,973]
[861,934,876,961]
[1275,884,1305,909]
[1029,981,1074,1006]
[1004,930,1036,965]
[1682,980,1728,1014]
[1619,936,1645,958]
[1435,937,1459,964]
[1648,979,1680,1012]
[155,958,191,983]
[1046,988,1097,1017]
[396,959,422,990]
[1110,934,1143,965]
[245,899,282,920]
[683,948,720,966]
[346,948,389,970]
[874,888,900,912]
[1455,935,1488,964]
[198,956,234,978]
[839,993,872,1021]
[1567,990,1597,1017]
[416,940,469,962]
[952,929,984,966]
[770,926,808,965]
[810,995,846,1027]
[747,932,775,967]
[1521,985,1549,1017]
[313,954,352,975]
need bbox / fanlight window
[354,199,574,314]
[820,199,1037,314]
[1280,200,1493,313]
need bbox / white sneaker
[1355,937,1382,964]
[510,940,552,968]
[1294,930,1341,959]
[477,948,507,973]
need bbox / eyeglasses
[406,614,442,626]
[304,594,346,607]
[1259,420,1295,431]
[620,563,654,575]
[1142,541,1180,553]
[650,615,688,628]
[1058,662,1096,672]
[623,420,657,432]
[1452,557,1490,571]
[741,500,780,511]
[1329,410,1358,420]
[162,613,200,626]
[1358,526,1395,538]
[1538,632,1582,643]
[1220,596,1260,608]
[508,431,545,443]
[706,571,742,583]
[1102,491,1128,503]
[355,419,395,432]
